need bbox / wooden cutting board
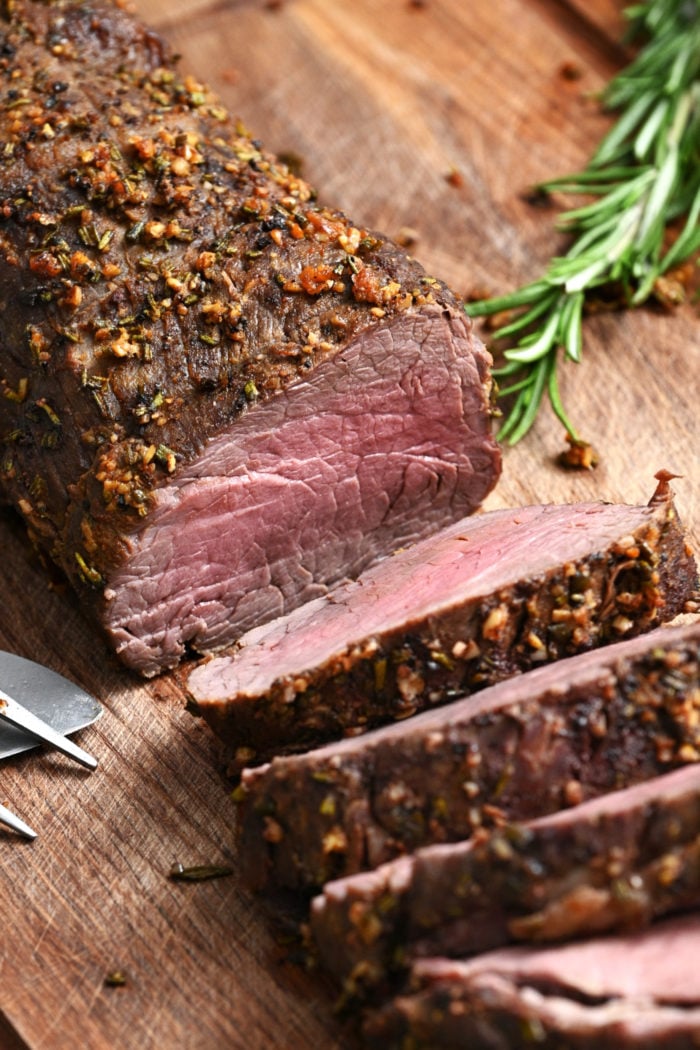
[0,2,697,1047]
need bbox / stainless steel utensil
[0,800,37,839]
[0,651,103,838]
[0,650,103,760]
[0,689,98,769]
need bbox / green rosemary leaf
[547,360,578,439]
[558,291,584,362]
[660,185,700,272]
[555,170,654,228]
[541,165,643,191]
[467,279,552,316]
[564,214,625,260]
[486,294,555,340]
[500,356,551,444]
[495,374,536,398]
[634,98,669,159]
[590,91,657,167]
[636,149,679,251]
[503,307,560,364]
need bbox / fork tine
[0,801,37,839]
[0,690,98,770]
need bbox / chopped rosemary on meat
[466,0,700,445]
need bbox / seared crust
[237,620,700,893]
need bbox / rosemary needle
[466,0,700,446]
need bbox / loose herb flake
[104,970,128,987]
[169,863,235,882]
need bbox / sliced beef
[311,761,700,998]
[363,914,700,1049]
[237,620,700,893]
[187,492,697,764]
[0,0,499,676]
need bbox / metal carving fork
[0,653,102,840]
[0,689,97,839]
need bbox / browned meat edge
[237,620,700,893]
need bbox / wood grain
[0,2,697,1048]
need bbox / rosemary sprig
[466,0,700,446]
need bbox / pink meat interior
[189,499,658,701]
[416,913,700,1003]
[103,308,499,673]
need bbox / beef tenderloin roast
[0,0,499,675]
